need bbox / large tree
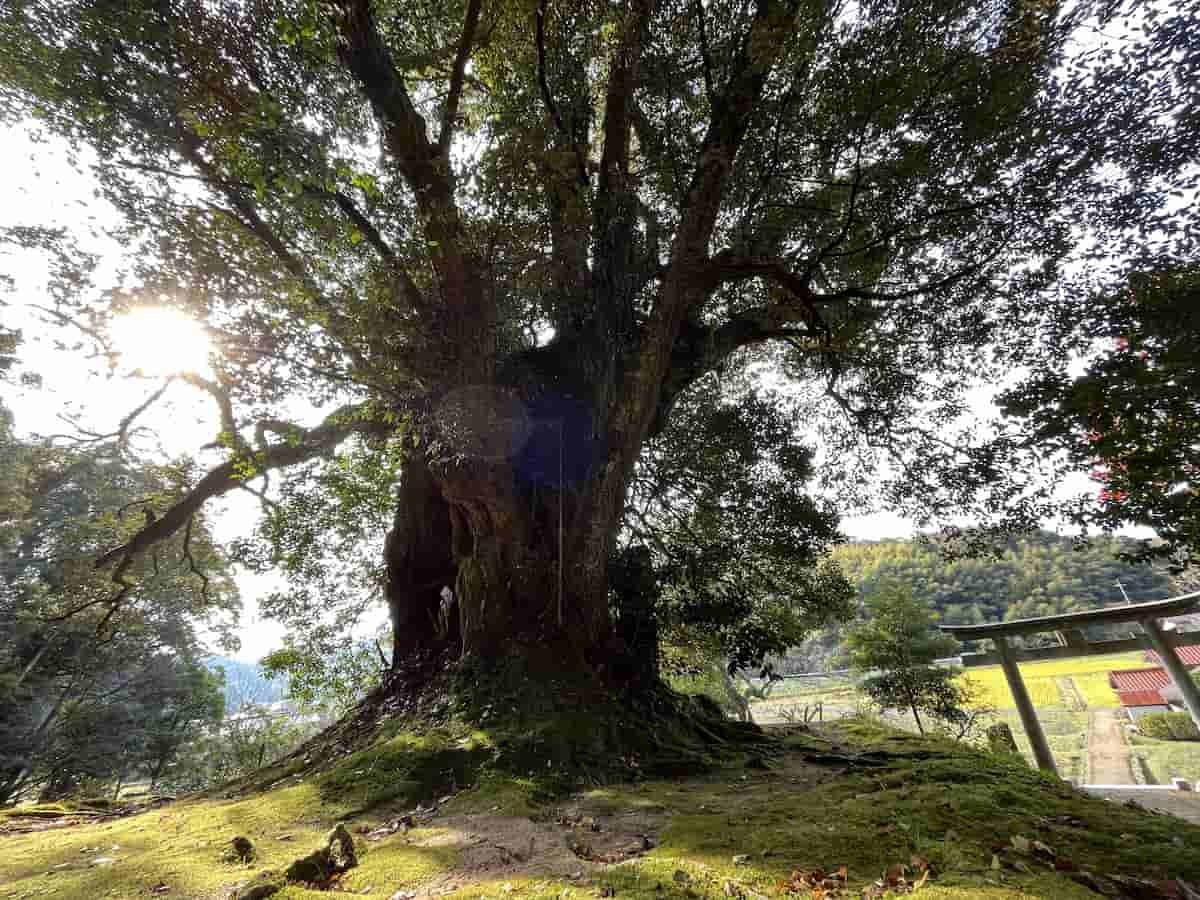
[0,0,1192,697]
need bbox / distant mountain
[204,655,288,710]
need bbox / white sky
[0,121,1133,663]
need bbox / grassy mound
[234,652,775,808]
[3,718,1200,900]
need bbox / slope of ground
[4,719,1200,900]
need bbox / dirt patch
[370,752,842,898]
[387,810,659,898]
[356,787,671,899]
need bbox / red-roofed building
[1146,644,1200,668]
[1111,651,1200,718]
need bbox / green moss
[0,783,332,899]
[339,828,459,894]
[4,716,1200,900]
[316,730,494,812]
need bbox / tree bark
[385,419,622,675]
[385,456,457,662]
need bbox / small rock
[732,855,750,866]
[285,822,358,883]
[673,870,691,884]
[90,857,117,866]
[390,891,416,900]
[231,836,256,863]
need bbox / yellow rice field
[961,651,1144,709]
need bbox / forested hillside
[778,532,1174,673]
[831,531,1171,627]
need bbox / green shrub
[1139,711,1200,741]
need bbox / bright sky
[0,122,1128,663]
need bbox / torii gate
[940,592,1200,775]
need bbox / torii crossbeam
[940,593,1200,775]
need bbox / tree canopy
[1001,267,1200,568]
[0,402,236,802]
[0,0,1195,692]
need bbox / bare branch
[44,379,173,448]
[27,303,116,366]
[181,515,211,602]
[179,372,243,451]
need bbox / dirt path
[1088,708,1134,785]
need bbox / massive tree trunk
[385,374,624,675]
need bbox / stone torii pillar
[994,638,1057,774]
[942,592,1200,780]
[1141,618,1200,729]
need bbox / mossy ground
[4,717,1200,900]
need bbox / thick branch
[330,0,489,377]
[438,0,484,156]
[597,0,654,201]
[95,403,382,571]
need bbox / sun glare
[110,307,212,376]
